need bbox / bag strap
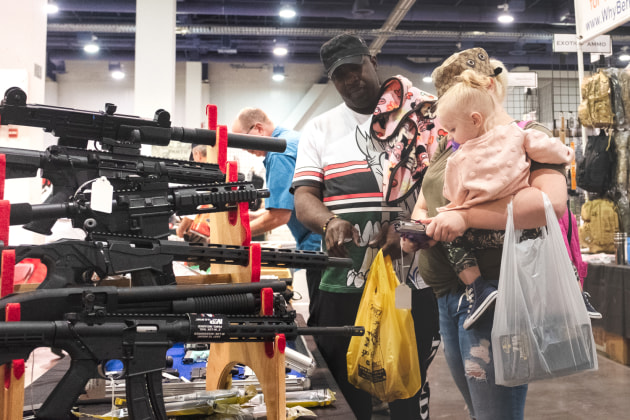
[566,201,572,244]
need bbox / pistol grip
[35,358,96,420]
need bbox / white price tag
[395,283,412,309]
[90,177,113,214]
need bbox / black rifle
[9,181,270,238]
[0,86,284,234]
[0,144,233,235]
[0,87,285,153]
[7,238,352,288]
[0,283,363,420]
[0,280,291,323]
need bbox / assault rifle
[0,86,285,234]
[9,181,269,238]
[0,87,285,153]
[7,238,352,288]
[0,280,292,322]
[0,282,364,419]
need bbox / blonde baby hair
[436,69,497,132]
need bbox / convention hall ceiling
[45,0,630,79]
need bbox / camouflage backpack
[618,67,630,125]
[578,69,615,129]
[579,198,619,253]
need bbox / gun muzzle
[297,326,365,337]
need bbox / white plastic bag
[491,193,598,386]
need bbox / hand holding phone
[395,221,432,249]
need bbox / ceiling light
[218,48,237,54]
[422,76,433,83]
[84,43,100,54]
[279,4,297,19]
[109,62,125,80]
[46,3,59,14]
[352,0,374,17]
[620,54,630,62]
[111,70,125,80]
[273,46,288,56]
[273,38,289,56]
[272,64,285,82]
[497,3,514,24]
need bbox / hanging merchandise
[492,194,598,387]
[613,131,630,232]
[613,131,630,192]
[618,65,630,125]
[602,67,626,128]
[576,131,616,194]
[346,250,422,402]
[578,69,615,129]
[579,198,619,253]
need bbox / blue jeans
[437,284,527,420]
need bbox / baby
[435,69,574,329]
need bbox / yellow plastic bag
[346,250,422,402]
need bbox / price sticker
[91,177,113,214]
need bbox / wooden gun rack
[201,105,288,420]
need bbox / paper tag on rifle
[395,283,412,309]
[91,177,113,214]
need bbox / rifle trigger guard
[97,359,127,380]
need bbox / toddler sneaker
[463,277,498,330]
[582,291,602,319]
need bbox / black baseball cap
[320,33,370,78]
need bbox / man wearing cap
[292,33,440,420]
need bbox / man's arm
[294,185,358,257]
[248,208,291,237]
[176,217,193,238]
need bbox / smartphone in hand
[395,221,432,248]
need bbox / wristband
[322,214,339,234]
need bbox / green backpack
[579,198,619,253]
[578,69,615,129]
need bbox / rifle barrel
[170,127,286,153]
[297,326,365,337]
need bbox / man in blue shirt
[232,108,322,324]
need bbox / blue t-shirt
[265,127,322,251]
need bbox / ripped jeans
[437,282,527,420]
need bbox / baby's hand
[425,211,467,242]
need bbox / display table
[583,262,630,338]
[583,262,630,365]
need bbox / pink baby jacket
[440,122,574,211]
